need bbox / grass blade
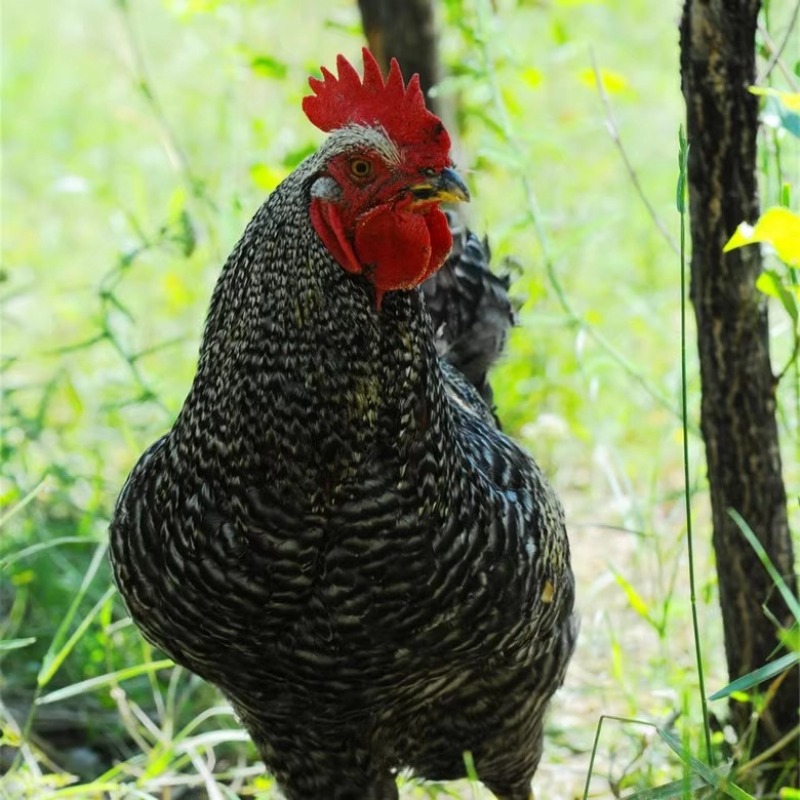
[36,659,174,705]
[656,728,755,800]
[37,586,116,687]
[709,651,800,701]
[0,477,50,528]
[583,715,658,800]
[37,543,109,688]
[0,637,36,652]
[622,773,707,799]
[0,537,94,570]
[611,567,656,628]
[728,508,800,622]
[50,784,127,798]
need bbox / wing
[422,213,516,409]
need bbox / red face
[310,148,470,309]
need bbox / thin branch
[114,0,218,219]
[115,0,194,184]
[757,17,800,91]
[775,331,800,385]
[737,722,800,776]
[590,51,679,256]
[757,0,800,88]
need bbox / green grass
[2,0,799,797]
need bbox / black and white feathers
[109,126,575,800]
[423,213,516,409]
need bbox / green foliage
[2,0,798,797]
[703,509,800,713]
[708,652,800,703]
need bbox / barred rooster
[110,49,576,800]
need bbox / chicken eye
[349,158,372,179]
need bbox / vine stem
[677,126,714,766]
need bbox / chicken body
[110,54,575,800]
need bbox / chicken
[109,49,576,800]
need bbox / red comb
[302,48,450,165]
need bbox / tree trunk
[679,0,798,775]
[357,0,442,114]
[356,0,464,212]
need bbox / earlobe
[310,175,343,202]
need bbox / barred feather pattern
[110,132,576,800]
[423,215,516,409]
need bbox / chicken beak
[409,167,471,205]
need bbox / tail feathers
[422,214,516,408]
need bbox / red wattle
[420,207,453,282]
[310,198,362,275]
[310,198,453,307]
[355,205,452,293]
[355,205,431,292]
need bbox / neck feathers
[172,172,447,502]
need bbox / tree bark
[357,0,442,115]
[680,0,798,774]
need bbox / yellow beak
[409,167,471,205]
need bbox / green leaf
[521,67,543,88]
[250,163,288,192]
[770,97,800,138]
[175,209,196,258]
[755,270,798,324]
[60,373,84,418]
[751,88,800,138]
[550,18,569,45]
[281,143,317,169]
[250,55,288,80]
[724,206,800,267]
[462,750,480,782]
[612,568,654,625]
[166,186,188,221]
[656,728,755,800]
[749,87,800,111]
[709,651,800,701]
[579,67,629,94]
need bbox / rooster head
[303,48,469,308]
